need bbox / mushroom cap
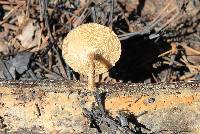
[62,23,121,75]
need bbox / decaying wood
[0,80,200,133]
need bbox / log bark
[0,80,200,133]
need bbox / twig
[35,62,63,79]
[181,44,200,55]
[41,0,68,79]
[0,4,23,25]
[108,0,115,28]
[149,0,174,29]
[118,30,150,40]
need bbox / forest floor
[0,0,199,83]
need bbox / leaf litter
[0,0,199,82]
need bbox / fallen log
[0,80,200,133]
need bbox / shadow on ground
[109,35,170,82]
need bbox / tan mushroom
[62,23,121,91]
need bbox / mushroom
[62,23,121,91]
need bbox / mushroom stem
[88,52,96,91]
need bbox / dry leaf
[5,52,32,79]
[16,15,26,26]
[16,19,40,51]
[185,46,200,64]
[0,40,9,55]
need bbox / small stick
[181,44,200,55]
[0,4,23,25]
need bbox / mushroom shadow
[109,35,169,82]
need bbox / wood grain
[0,80,200,133]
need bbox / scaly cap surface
[62,23,121,75]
